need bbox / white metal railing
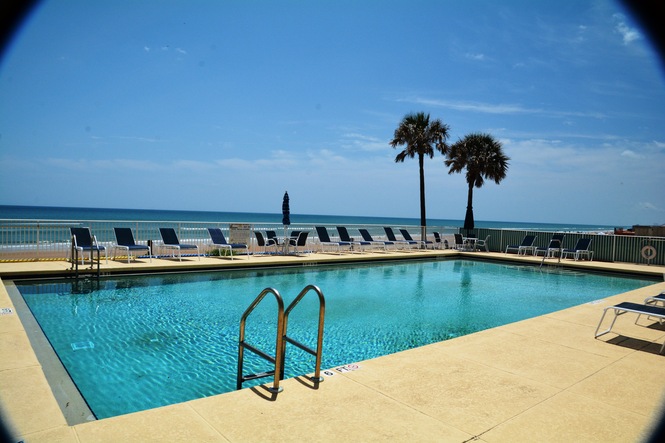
[0,219,457,261]
[466,227,665,266]
[5,219,659,265]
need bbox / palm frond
[446,132,510,188]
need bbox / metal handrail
[237,284,326,393]
[281,285,326,383]
[70,234,102,278]
[540,238,562,268]
[237,287,285,393]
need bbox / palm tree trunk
[463,184,474,233]
[419,154,427,242]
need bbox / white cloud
[172,159,216,171]
[612,13,641,45]
[573,24,587,43]
[176,48,187,55]
[308,148,348,165]
[401,97,605,118]
[404,97,529,115]
[116,135,164,143]
[340,133,387,152]
[620,149,643,159]
[44,158,161,172]
[465,53,485,61]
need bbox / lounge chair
[384,227,417,250]
[474,235,490,252]
[315,226,352,253]
[594,301,665,354]
[505,234,537,255]
[337,226,372,252]
[289,231,301,244]
[399,229,434,249]
[254,231,278,254]
[534,233,565,257]
[643,292,665,322]
[288,231,310,254]
[207,227,248,260]
[433,231,442,249]
[561,238,593,261]
[645,292,665,307]
[112,227,151,263]
[266,230,282,246]
[453,233,466,251]
[359,229,395,251]
[432,231,447,249]
[70,227,108,265]
[158,228,200,261]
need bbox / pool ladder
[69,234,102,279]
[237,284,325,393]
[539,239,562,269]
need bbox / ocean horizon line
[0,204,623,232]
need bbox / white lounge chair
[505,234,537,255]
[561,238,593,261]
[159,228,200,261]
[208,227,248,260]
[594,301,665,354]
[113,227,151,263]
[315,226,352,254]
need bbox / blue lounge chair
[70,227,107,265]
[254,231,278,254]
[535,233,565,257]
[337,226,371,252]
[266,230,282,246]
[400,228,434,249]
[595,301,665,354]
[432,231,447,249]
[315,226,352,254]
[505,234,537,255]
[207,227,248,260]
[453,233,466,251]
[384,227,416,250]
[359,229,395,251]
[288,231,310,255]
[643,292,665,322]
[159,228,200,261]
[645,292,665,307]
[561,238,593,261]
[113,227,151,263]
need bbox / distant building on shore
[632,225,665,237]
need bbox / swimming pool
[15,259,657,419]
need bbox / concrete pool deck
[1,249,664,442]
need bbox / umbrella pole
[284,226,288,254]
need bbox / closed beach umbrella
[282,191,290,226]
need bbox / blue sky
[1,0,664,227]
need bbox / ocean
[0,205,618,233]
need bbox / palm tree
[445,133,510,234]
[390,112,450,241]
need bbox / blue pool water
[17,259,657,419]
